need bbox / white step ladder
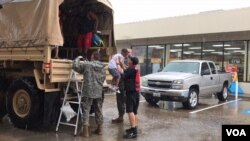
[56,69,84,136]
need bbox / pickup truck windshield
[162,62,200,74]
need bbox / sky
[109,0,250,24]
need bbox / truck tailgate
[50,59,83,83]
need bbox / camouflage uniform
[73,56,106,126]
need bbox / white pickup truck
[141,60,232,109]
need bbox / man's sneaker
[123,130,137,139]
[116,89,120,94]
[125,127,137,133]
[109,85,117,91]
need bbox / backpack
[92,33,104,47]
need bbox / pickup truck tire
[182,88,199,109]
[6,78,43,129]
[145,97,159,106]
[217,84,228,101]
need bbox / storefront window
[147,45,165,74]
[170,44,182,61]
[132,46,147,76]
[223,41,248,82]
[130,40,250,80]
[248,41,250,82]
[202,42,223,71]
[183,43,202,60]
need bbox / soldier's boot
[82,126,89,137]
[112,116,124,123]
[95,124,103,135]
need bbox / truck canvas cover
[0,0,114,48]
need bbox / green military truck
[0,0,115,129]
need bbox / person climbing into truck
[111,48,132,123]
[123,56,141,139]
[77,5,99,59]
[108,49,128,93]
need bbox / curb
[228,94,250,99]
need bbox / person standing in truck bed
[77,5,99,59]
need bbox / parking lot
[1,94,250,141]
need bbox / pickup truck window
[162,62,199,74]
[201,62,211,75]
[208,62,216,74]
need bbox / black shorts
[126,91,140,115]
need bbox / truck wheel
[0,91,6,119]
[145,97,159,106]
[217,84,228,101]
[6,78,43,129]
[0,77,7,119]
[182,88,199,109]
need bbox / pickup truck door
[208,62,220,93]
[199,62,213,96]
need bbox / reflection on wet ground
[1,94,250,141]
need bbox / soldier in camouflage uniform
[72,51,106,137]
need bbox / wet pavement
[1,94,250,141]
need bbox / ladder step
[60,97,79,101]
[68,78,83,82]
[59,122,77,127]
[66,93,82,96]
[66,101,81,104]
[65,96,78,100]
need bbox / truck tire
[145,97,159,106]
[182,88,199,109]
[217,84,228,101]
[6,78,43,129]
[0,91,6,120]
[0,77,7,119]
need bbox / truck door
[208,62,220,93]
[199,62,213,96]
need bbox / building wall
[115,42,130,53]
[115,8,250,41]
[117,31,250,46]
